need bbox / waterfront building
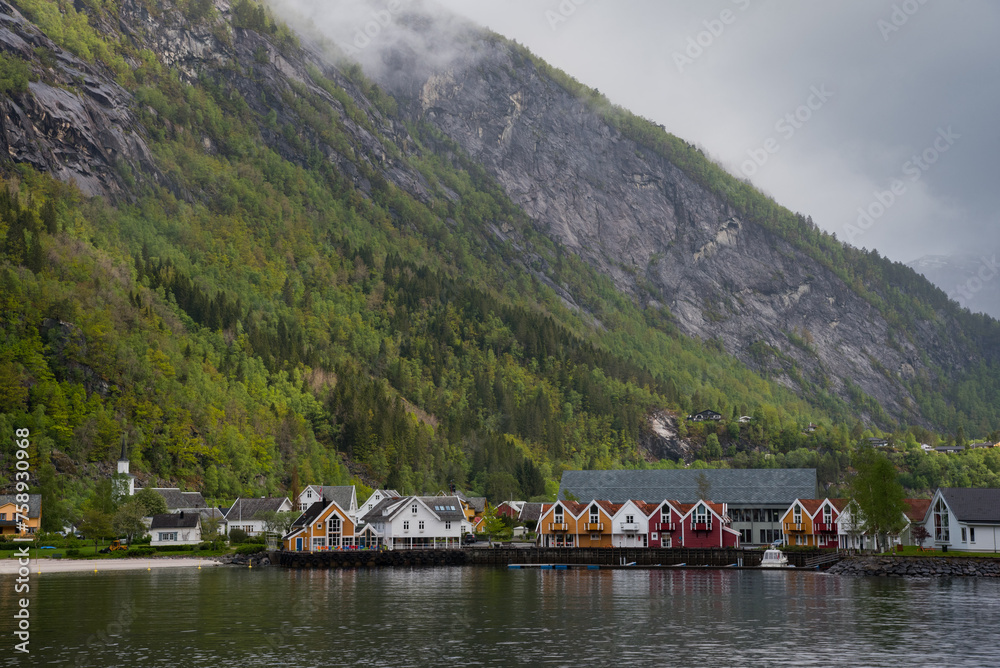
[559,469,817,546]
[150,511,201,546]
[225,496,293,537]
[926,487,1000,552]
[675,500,741,548]
[611,500,654,547]
[0,494,41,536]
[646,500,684,548]
[296,485,359,518]
[363,496,466,549]
[283,494,358,552]
[356,488,400,521]
[537,500,618,548]
[780,498,846,548]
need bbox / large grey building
[559,469,818,546]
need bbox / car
[462,533,477,544]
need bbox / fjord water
[3,567,999,667]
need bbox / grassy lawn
[878,546,1000,558]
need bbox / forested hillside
[1,1,998,530]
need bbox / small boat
[760,549,789,568]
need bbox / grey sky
[269,0,1000,264]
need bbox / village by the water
[7,418,1000,579]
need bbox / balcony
[784,522,804,532]
[690,522,713,532]
[621,523,639,532]
[549,522,569,532]
[585,522,604,531]
[814,522,837,533]
[652,522,676,532]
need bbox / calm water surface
[2,566,999,667]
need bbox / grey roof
[361,496,405,521]
[150,512,200,529]
[146,488,206,510]
[225,497,291,521]
[319,486,356,512]
[558,469,818,506]
[417,496,468,522]
[466,497,487,513]
[940,488,1000,523]
[0,494,41,518]
[519,502,544,522]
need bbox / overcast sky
[418,0,999,265]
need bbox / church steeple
[117,432,134,496]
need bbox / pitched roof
[903,498,931,522]
[939,488,1000,523]
[364,496,406,520]
[146,488,207,510]
[559,469,817,505]
[0,494,41,518]
[417,496,468,522]
[466,497,487,513]
[150,512,200,529]
[225,497,291,521]
[519,502,544,522]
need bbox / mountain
[908,254,1000,320]
[2,0,1000,527]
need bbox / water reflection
[3,567,1000,667]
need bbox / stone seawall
[828,556,1000,578]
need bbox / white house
[296,485,358,519]
[611,499,651,547]
[150,512,201,546]
[356,488,400,521]
[926,488,1000,552]
[225,497,293,537]
[364,496,465,550]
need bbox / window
[591,533,600,541]
[823,506,832,523]
[793,504,802,524]
[403,521,410,531]
[307,490,313,498]
[970,527,976,543]
[590,505,599,524]
[418,521,425,531]
[0,513,5,520]
[625,514,634,524]
[651,532,658,540]
[661,510,670,523]
[554,507,564,522]
[761,529,767,544]
[411,503,418,515]
[158,532,178,542]
[933,499,950,542]
[445,521,451,530]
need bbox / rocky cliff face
[371,30,974,425]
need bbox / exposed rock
[828,555,1000,578]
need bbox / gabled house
[536,500,617,547]
[0,494,41,536]
[781,498,845,548]
[899,498,931,546]
[926,488,1000,552]
[283,494,357,552]
[150,511,201,546]
[646,500,684,548]
[611,500,653,547]
[495,501,524,520]
[518,502,544,529]
[296,485,359,518]
[225,497,293,537]
[687,410,723,422]
[145,488,207,512]
[677,500,740,548]
[357,488,400,521]
[364,496,465,550]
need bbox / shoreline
[0,557,223,575]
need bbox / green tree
[481,503,506,543]
[78,507,114,541]
[112,499,147,544]
[850,446,906,551]
[134,487,168,516]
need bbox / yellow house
[781,498,845,548]
[0,494,41,536]
[283,496,356,552]
[537,500,617,547]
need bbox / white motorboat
[760,548,789,567]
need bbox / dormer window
[823,506,832,523]
[696,504,708,524]
[793,504,802,524]
[554,505,564,522]
[590,505,599,524]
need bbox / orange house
[537,500,618,547]
[283,496,356,552]
[0,494,41,536]
[781,498,845,548]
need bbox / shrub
[66,548,81,557]
[128,547,156,557]
[228,528,248,544]
[154,544,194,552]
[233,544,266,555]
[0,53,31,95]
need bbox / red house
[679,500,740,548]
[647,500,685,548]
[495,501,523,520]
